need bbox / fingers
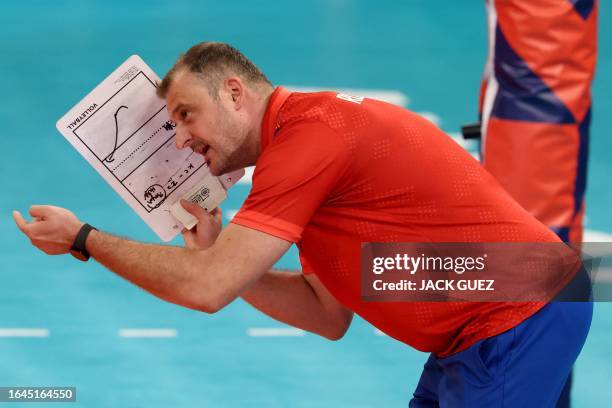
[28,205,50,219]
[13,209,44,232]
[13,210,45,241]
[12,210,30,233]
[209,207,223,223]
[180,199,208,219]
[181,228,197,249]
[13,206,80,256]
[180,200,224,224]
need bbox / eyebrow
[170,103,189,120]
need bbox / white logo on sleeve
[336,93,364,104]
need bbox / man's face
[165,70,248,176]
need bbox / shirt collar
[260,86,292,151]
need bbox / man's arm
[176,202,354,339]
[13,204,353,339]
[240,270,353,340]
[13,205,291,313]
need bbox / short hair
[157,42,272,98]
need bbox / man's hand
[12,206,83,255]
[12,203,291,314]
[179,199,223,250]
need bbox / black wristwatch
[70,223,97,262]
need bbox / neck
[245,86,274,166]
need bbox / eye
[180,110,189,120]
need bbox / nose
[175,123,192,150]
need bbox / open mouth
[193,144,211,165]
[202,145,211,165]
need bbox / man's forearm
[86,230,207,310]
[14,206,290,313]
[240,269,349,340]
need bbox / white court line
[584,230,612,242]
[594,267,612,283]
[285,86,410,107]
[118,329,178,338]
[0,329,49,338]
[447,131,472,150]
[373,329,387,337]
[583,230,612,257]
[237,166,255,185]
[416,111,441,127]
[225,209,239,221]
[247,327,305,337]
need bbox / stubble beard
[211,106,250,176]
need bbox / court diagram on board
[70,71,205,212]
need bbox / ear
[225,77,244,110]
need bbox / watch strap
[71,223,97,261]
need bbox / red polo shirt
[231,87,559,356]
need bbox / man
[13,42,591,406]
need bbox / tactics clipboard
[56,55,244,241]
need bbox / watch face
[70,249,89,262]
